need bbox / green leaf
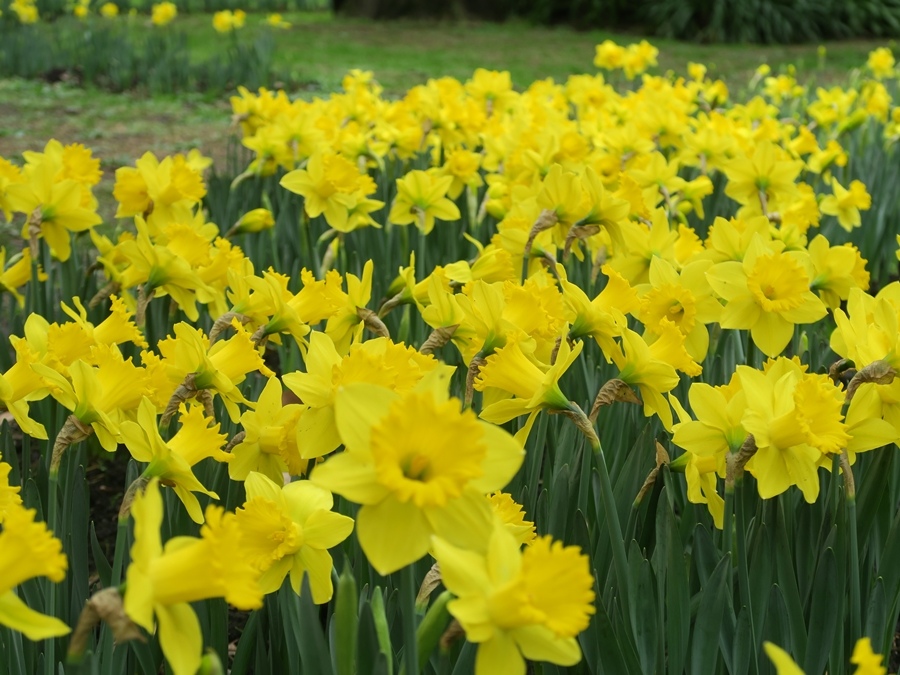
[803,549,838,675]
[335,567,359,675]
[290,580,334,675]
[414,590,452,672]
[584,579,641,675]
[663,490,689,675]
[732,608,752,675]
[690,555,729,675]
[863,578,887,657]
[89,522,112,591]
[369,588,393,674]
[231,611,260,675]
[627,541,658,674]
[775,502,807,663]
[761,586,791,675]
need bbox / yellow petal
[515,625,582,666]
[356,496,431,575]
[469,422,525,494]
[0,590,71,641]
[156,602,203,675]
[334,383,398,455]
[476,631,525,675]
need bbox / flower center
[370,392,486,508]
[747,252,809,314]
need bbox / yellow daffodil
[157,321,271,422]
[113,152,204,226]
[432,526,595,674]
[283,331,450,459]
[806,234,869,309]
[610,321,699,430]
[488,492,536,546]
[765,638,886,675]
[5,155,101,261]
[150,1,176,26]
[389,169,461,234]
[0,501,70,640]
[707,235,826,357]
[124,479,262,675]
[311,374,524,575]
[120,397,227,522]
[562,264,637,359]
[820,178,871,231]
[0,455,23,518]
[235,472,354,601]
[33,352,151,451]
[637,257,722,362]
[475,333,583,443]
[230,376,307,484]
[739,358,849,502]
[723,141,803,215]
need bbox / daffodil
[157,321,272,422]
[707,235,826,357]
[820,178,871,232]
[120,397,227,523]
[739,358,849,502]
[235,472,354,601]
[150,2,177,27]
[0,455,23,518]
[488,492,536,546]
[562,264,637,359]
[765,638,886,675]
[806,234,869,309]
[637,257,722,362]
[124,479,262,675]
[670,376,746,527]
[831,288,900,370]
[475,333,583,443]
[113,152,204,226]
[610,321,698,430]
[389,170,461,234]
[0,501,70,640]
[723,141,803,215]
[283,331,451,459]
[280,152,376,231]
[431,526,595,674]
[5,155,101,261]
[230,376,307,484]
[311,374,524,575]
[33,352,151,451]
[117,217,212,322]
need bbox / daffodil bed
[1,40,900,675]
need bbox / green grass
[138,11,886,94]
[0,11,890,175]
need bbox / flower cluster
[0,40,898,675]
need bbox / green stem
[45,469,59,675]
[417,224,426,282]
[722,482,734,560]
[401,564,419,675]
[843,449,861,641]
[588,435,631,617]
[736,478,759,675]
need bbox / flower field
[1,25,900,675]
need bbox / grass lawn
[0,11,887,180]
